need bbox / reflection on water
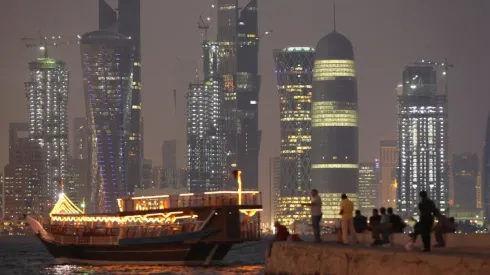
[0,236,266,275]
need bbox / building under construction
[397,63,449,217]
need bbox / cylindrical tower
[311,31,359,219]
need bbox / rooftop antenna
[333,0,337,31]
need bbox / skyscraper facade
[397,64,448,216]
[217,0,261,190]
[80,30,134,213]
[452,153,478,212]
[269,156,280,225]
[380,139,397,209]
[186,79,225,193]
[358,162,379,215]
[310,30,359,219]
[25,57,69,204]
[141,159,153,190]
[273,47,314,197]
[482,114,490,223]
[3,123,45,219]
[72,117,89,160]
[99,0,143,195]
[162,139,177,170]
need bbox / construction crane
[198,15,210,40]
[21,30,77,58]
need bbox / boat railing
[125,192,262,212]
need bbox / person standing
[339,193,355,244]
[302,189,322,242]
[418,190,438,252]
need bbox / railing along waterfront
[119,192,262,212]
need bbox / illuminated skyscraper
[397,64,448,216]
[452,153,478,212]
[269,156,280,225]
[80,30,134,213]
[358,161,379,215]
[273,47,314,196]
[217,0,261,190]
[25,58,69,203]
[186,80,225,193]
[482,113,490,222]
[310,30,359,219]
[72,117,89,160]
[4,123,45,219]
[380,139,397,208]
[99,0,143,195]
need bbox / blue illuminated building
[79,30,134,213]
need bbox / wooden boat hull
[37,234,233,265]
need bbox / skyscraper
[25,57,69,203]
[141,159,153,190]
[217,0,261,190]
[380,139,397,208]
[72,117,89,160]
[80,30,134,213]
[273,47,314,196]
[3,123,45,219]
[310,30,359,219]
[269,156,280,225]
[482,114,490,223]
[162,139,177,170]
[99,0,143,195]
[452,153,478,212]
[187,79,225,193]
[397,64,448,216]
[358,162,379,215]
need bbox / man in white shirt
[303,189,322,242]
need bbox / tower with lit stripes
[310,30,359,219]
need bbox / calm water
[0,236,266,275]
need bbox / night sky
[1,0,490,221]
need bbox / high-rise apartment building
[80,30,134,213]
[380,139,397,209]
[217,0,261,190]
[25,57,69,204]
[273,47,314,196]
[358,162,379,215]
[99,0,143,195]
[162,140,177,170]
[397,64,448,216]
[269,156,280,225]
[187,79,225,193]
[452,153,478,212]
[3,123,45,219]
[311,30,359,219]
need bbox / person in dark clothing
[388,207,406,233]
[418,190,438,252]
[353,210,368,233]
[368,209,381,244]
[433,214,456,247]
[274,221,290,241]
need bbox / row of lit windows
[313,60,356,81]
[311,164,358,169]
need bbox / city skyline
[1,0,490,223]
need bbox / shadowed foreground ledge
[264,241,490,275]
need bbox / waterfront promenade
[264,235,490,275]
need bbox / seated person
[389,209,406,233]
[433,214,456,247]
[353,210,368,233]
[273,221,290,241]
[372,207,392,245]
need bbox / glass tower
[80,30,134,213]
[310,31,359,219]
[397,64,448,216]
[273,47,314,196]
[25,58,69,204]
[452,153,478,212]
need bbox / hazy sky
[1,0,490,221]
